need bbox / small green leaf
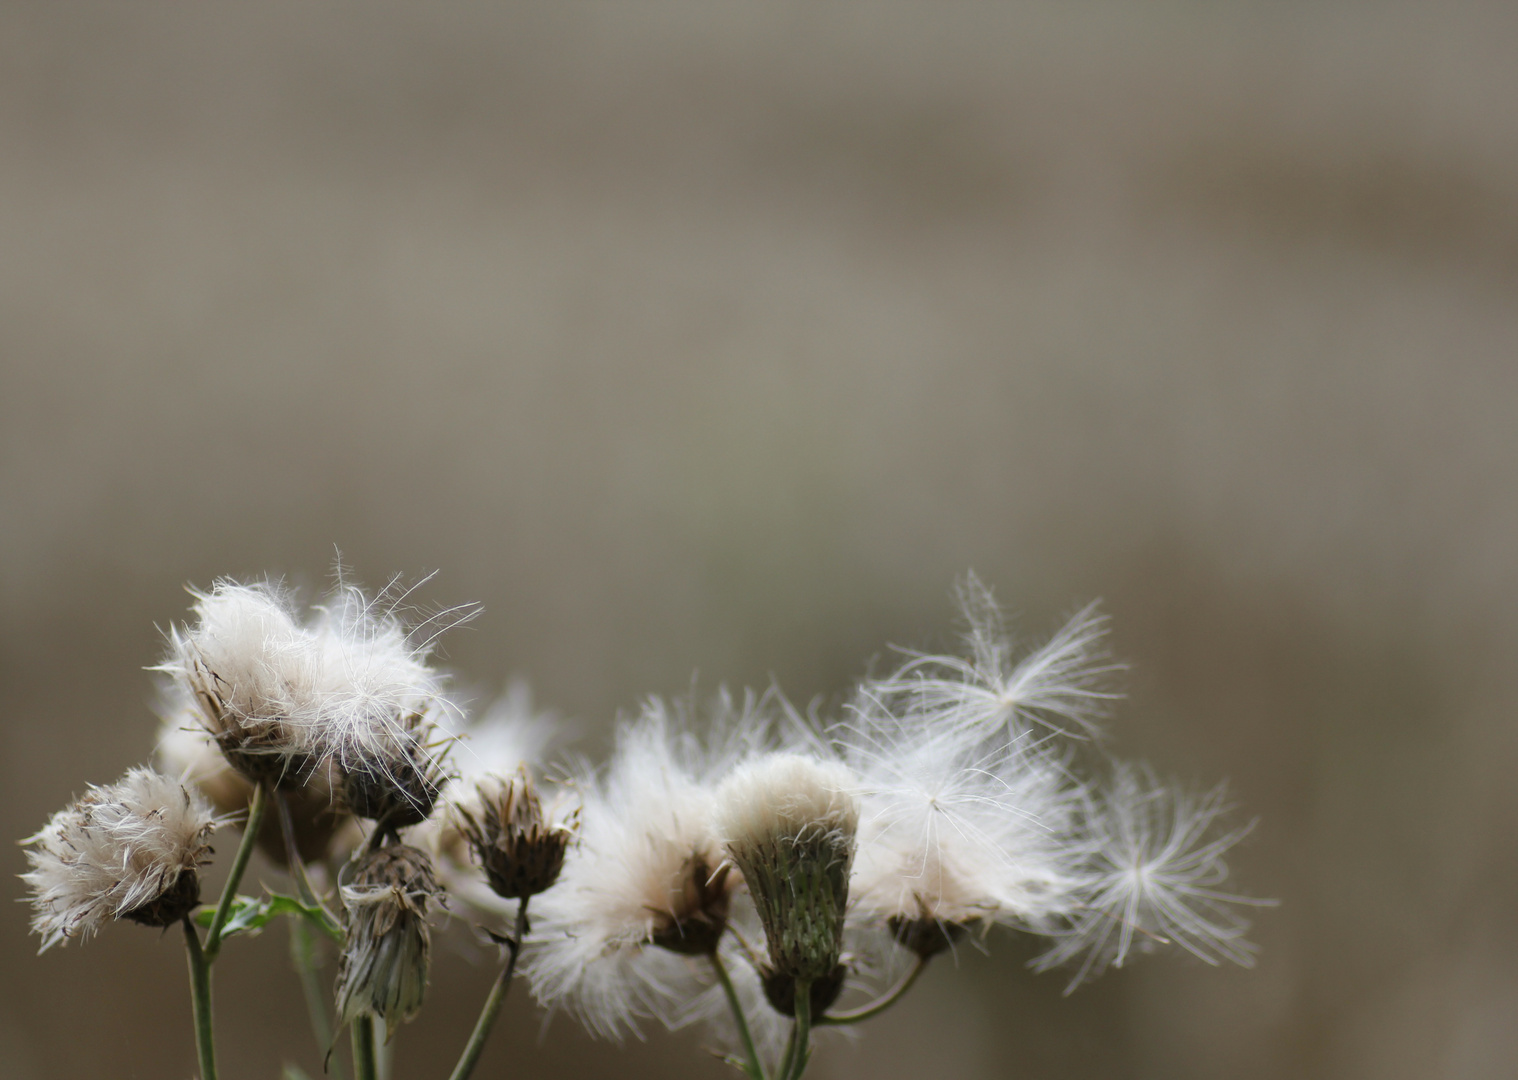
[282,1064,315,1080]
[193,892,343,944]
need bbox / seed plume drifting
[1034,764,1272,991]
[22,768,219,951]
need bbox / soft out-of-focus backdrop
[3,3,1516,1078]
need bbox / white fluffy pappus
[1033,763,1273,991]
[156,580,326,782]
[838,692,1090,933]
[157,575,474,819]
[21,767,220,951]
[524,693,765,1041]
[871,574,1122,742]
[304,578,467,762]
[714,753,861,855]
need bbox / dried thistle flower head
[155,693,351,863]
[716,753,860,1018]
[21,767,218,951]
[158,575,471,825]
[308,583,468,829]
[838,688,1088,958]
[336,844,441,1028]
[455,766,575,900]
[157,581,324,787]
[524,696,757,1039]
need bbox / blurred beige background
[3,2,1516,1078]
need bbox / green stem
[710,950,765,1080]
[816,956,928,1025]
[352,1015,377,1080]
[290,915,343,1080]
[183,916,218,1080]
[206,782,268,959]
[786,980,813,1080]
[447,900,530,1080]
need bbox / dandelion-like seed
[336,844,441,1028]
[456,766,575,900]
[716,753,860,1018]
[21,768,218,951]
[1034,763,1270,991]
[874,574,1122,742]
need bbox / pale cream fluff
[22,768,219,951]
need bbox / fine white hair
[871,573,1123,742]
[839,689,1089,931]
[524,693,762,1040]
[1033,763,1272,991]
[22,768,219,951]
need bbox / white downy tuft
[22,768,220,950]
[524,695,754,1040]
[839,689,1089,936]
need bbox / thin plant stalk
[205,782,269,959]
[274,791,333,918]
[447,899,530,1080]
[816,956,928,1026]
[289,916,343,1080]
[183,916,218,1080]
[709,949,765,1080]
[786,981,813,1080]
[351,1015,377,1080]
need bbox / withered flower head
[21,768,219,951]
[156,698,352,864]
[336,844,441,1028]
[454,766,575,900]
[157,581,323,788]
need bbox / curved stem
[446,899,530,1080]
[275,790,340,929]
[183,916,217,1080]
[786,980,813,1080]
[709,949,765,1080]
[352,1015,377,1080]
[205,781,268,959]
[816,956,928,1025]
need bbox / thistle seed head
[21,768,219,950]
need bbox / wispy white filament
[871,573,1122,741]
[1034,764,1271,991]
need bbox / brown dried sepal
[649,856,731,957]
[339,729,444,828]
[120,868,202,928]
[761,963,847,1018]
[456,767,573,900]
[190,662,314,790]
[888,913,970,960]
